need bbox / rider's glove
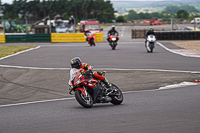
[84,69,92,75]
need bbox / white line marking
[0,97,75,108]
[157,42,200,58]
[0,82,199,108]
[0,41,199,107]
[0,46,40,61]
[159,82,198,90]
[0,65,200,73]
[121,26,125,37]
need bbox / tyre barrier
[155,31,200,40]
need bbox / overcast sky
[1,0,182,4]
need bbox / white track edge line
[157,42,200,58]
[0,65,200,73]
[0,65,199,73]
[0,46,40,61]
[0,82,199,108]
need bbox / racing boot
[102,78,112,92]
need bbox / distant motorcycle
[86,32,96,46]
[145,35,156,53]
[68,68,123,108]
[109,34,118,50]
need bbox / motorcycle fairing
[69,68,103,102]
[149,43,155,49]
[75,87,86,96]
[93,82,102,103]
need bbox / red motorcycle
[86,32,96,46]
[68,68,123,108]
[109,35,118,50]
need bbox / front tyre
[112,42,116,50]
[110,84,123,105]
[150,48,153,53]
[75,89,93,108]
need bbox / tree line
[116,5,200,22]
[1,0,115,23]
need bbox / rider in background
[145,28,156,44]
[107,25,119,45]
[84,28,91,42]
[70,57,112,89]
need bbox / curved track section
[0,26,200,133]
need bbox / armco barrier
[6,34,51,43]
[155,31,200,40]
[51,33,86,42]
[0,34,5,43]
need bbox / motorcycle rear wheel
[91,39,95,46]
[75,89,94,108]
[110,84,123,105]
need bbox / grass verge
[101,25,108,29]
[0,45,37,58]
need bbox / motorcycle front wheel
[110,84,123,105]
[75,89,94,108]
[150,48,153,53]
[112,42,117,50]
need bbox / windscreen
[70,68,80,81]
[56,23,66,28]
[85,25,100,30]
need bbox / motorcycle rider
[84,28,91,42]
[107,25,119,45]
[145,28,156,44]
[70,57,112,89]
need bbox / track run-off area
[0,26,200,133]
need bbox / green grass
[0,45,37,58]
[101,25,108,29]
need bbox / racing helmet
[111,25,115,30]
[70,57,82,69]
[149,28,154,33]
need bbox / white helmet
[111,25,115,30]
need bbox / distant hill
[111,0,200,14]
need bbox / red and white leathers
[80,63,111,87]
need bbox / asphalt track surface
[0,26,200,133]
[1,85,200,133]
[1,41,200,71]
